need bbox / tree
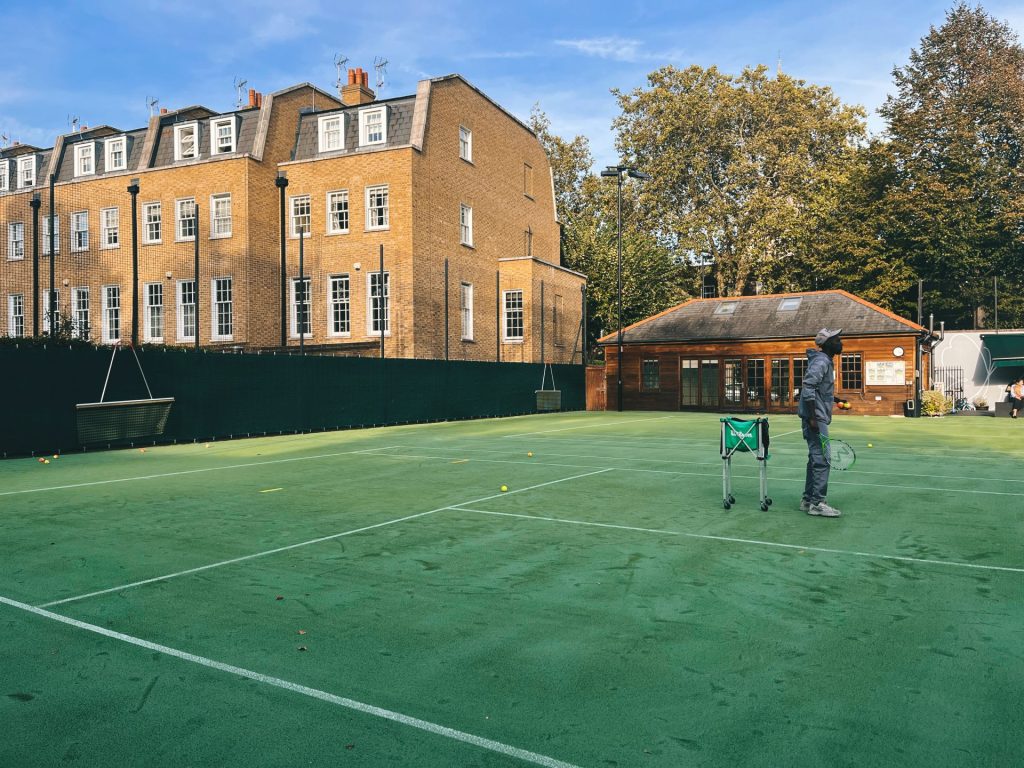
[612,65,866,297]
[530,107,689,357]
[878,3,1024,328]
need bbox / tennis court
[2,411,1022,767]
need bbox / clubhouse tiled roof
[600,290,925,345]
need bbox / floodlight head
[627,169,651,181]
[600,166,621,178]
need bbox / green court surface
[2,412,1022,767]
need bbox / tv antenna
[147,96,159,117]
[233,77,248,109]
[68,115,81,133]
[373,56,389,90]
[334,53,349,94]
[0,132,9,148]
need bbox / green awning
[981,333,1024,368]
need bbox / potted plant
[972,395,988,410]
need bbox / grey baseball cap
[815,328,843,346]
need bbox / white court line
[40,468,613,608]
[376,443,1024,485]
[0,446,401,498]
[449,507,1024,575]
[366,449,1024,497]
[503,415,672,437]
[0,596,583,768]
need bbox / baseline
[450,507,1024,575]
[0,595,582,768]
[39,468,613,608]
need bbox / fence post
[275,172,289,348]
[30,193,40,337]
[444,259,449,361]
[128,177,140,346]
[193,203,200,349]
[49,174,56,337]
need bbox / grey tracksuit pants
[802,419,830,504]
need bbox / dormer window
[0,160,8,191]
[105,137,127,171]
[210,117,236,155]
[17,155,36,188]
[174,122,199,161]
[74,143,95,176]
[359,107,387,146]
[318,114,344,152]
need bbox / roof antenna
[373,56,389,91]
[0,133,9,148]
[233,77,248,109]
[334,53,349,97]
[147,96,159,117]
[68,115,80,133]
[776,50,783,76]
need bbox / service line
[0,595,583,768]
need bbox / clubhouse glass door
[700,360,720,409]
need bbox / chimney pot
[362,71,369,88]
[248,88,257,107]
[348,68,357,85]
[160,108,168,115]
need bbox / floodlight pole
[275,172,289,348]
[600,164,651,412]
[128,178,140,346]
[30,193,41,337]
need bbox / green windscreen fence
[0,345,585,456]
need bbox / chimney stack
[341,66,376,106]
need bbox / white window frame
[290,277,312,338]
[74,143,95,177]
[326,190,349,234]
[175,197,196,242]
[17,155,36,188]
[143,202,162,244]
[212,277,233,341]
[7,222,24,261]
[318,114,344,152]
[459,125,472,162]
[105,136,127,171]
[366,271,390,336]
[71,211,89,252]
[177,280,197,343]
[144,282,164,342]
[173,122,199,161]
[359,106,387,146]
[210,117,236,155]
[365,185,389,231]
[460,282,474,341]
[503,289,524,342]
[101,207,119,249]
[43,289,60,335]
[42,215,59,255]
[328,274,350,337]
[101,285,120,344]
[0,159,8,191]
[7,294,25,337]
[290,195,311,238]
[72,286,90,340]
[460,204,473,247]
[210,193,232,238]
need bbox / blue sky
[3,1,1023,168]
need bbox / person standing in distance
[798,328,845,517]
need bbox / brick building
[0,71,584,363]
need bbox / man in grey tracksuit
[798,328,844,517]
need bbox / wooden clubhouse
[596,290,932,416]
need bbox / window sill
[175,237,197,244]
[326,230,350,237]
[209,233,232,240]
[328,332,352,339]
[503,339,524,344]
[461,337,475,343]
[100,244,120,250]
[365,332,392,338]
[143,241,163,246]
[461,242,474,250]
[365,226,390,233]
[211,336,234,343]
[460,157,474,166]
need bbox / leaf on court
[345,744,355,750]
[297,629,307,635]
[275,595,284,601]
[297,645,308,652]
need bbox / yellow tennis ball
[527,452,533,457]
[867,443,873,448]
[53,454,59,459]
[500,485,508,492]
[44,459,50,464]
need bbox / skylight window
[778,297,802,311]
[713,301,738,315]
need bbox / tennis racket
[821,436,856,470]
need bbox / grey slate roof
[602,290,924,345]
[151,107,260,168]
[292,96,416,161]
[56,127,147,182]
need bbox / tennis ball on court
[500,485,508,492]
[527,451,533,457]
[139,448,146,453]
[867,443,873,448]
[44,459,50,464]
[53,454,59,459]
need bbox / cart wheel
[723,500,731,510]
[728,495,736,504]
[760,502,769,511]
[766,498,773,506]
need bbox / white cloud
[556,36,645,62]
